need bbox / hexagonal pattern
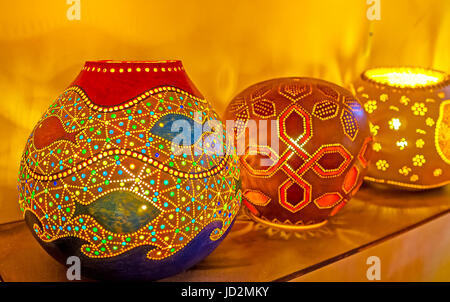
[252,99,276,118]
[279,179,311,212]
[312,145,352,177]
[312,100,339,120]
[343,165,359,193]
[341,108,359,141]
[280,105,312,150]
[279,83,312,102]
[314,192,343,209]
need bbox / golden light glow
[364,68,447,88]
[248,211,328,231]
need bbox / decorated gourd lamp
[17,60,242,280]
[352,67,450,190]
[223,78,372,229]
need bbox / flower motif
[398,166,411,176]
[388,118,402,130]
[372,143,382,152]
[410,174,419,182]
[433,169,443,177]
[376,159,389,171]
[415,139,425,148]
[379,94,388,102]
[425,117,435,127]
[412,154,426,167]
[396,138,408,150]
[364,100,377,114]
[411,102,428,116]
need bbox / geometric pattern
[358,137,372,168]
[234,108,250,138]
[279,83,312,102]
[340,108,359,141]
[317,84,339,101]
[243,189,271,206]
[314,192,343,209]
[242,104,353,213]
[344,98,364,114]
[252,99,276,118]
[225,77,372,227]
[279,178,311,212]
[312,100,339,120]
[342,165,359,193]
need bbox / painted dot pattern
[18,85,242,261]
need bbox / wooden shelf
[1,183,449,282]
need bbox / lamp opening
[89,60,181,64]
[362,67,448,88]
[82,60,184,73]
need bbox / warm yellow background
[0,0,449,223]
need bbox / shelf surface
[0,183,449,282]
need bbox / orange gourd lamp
[223,77,372,229]
[352,67,450,190]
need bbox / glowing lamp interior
[364,67,447,88]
